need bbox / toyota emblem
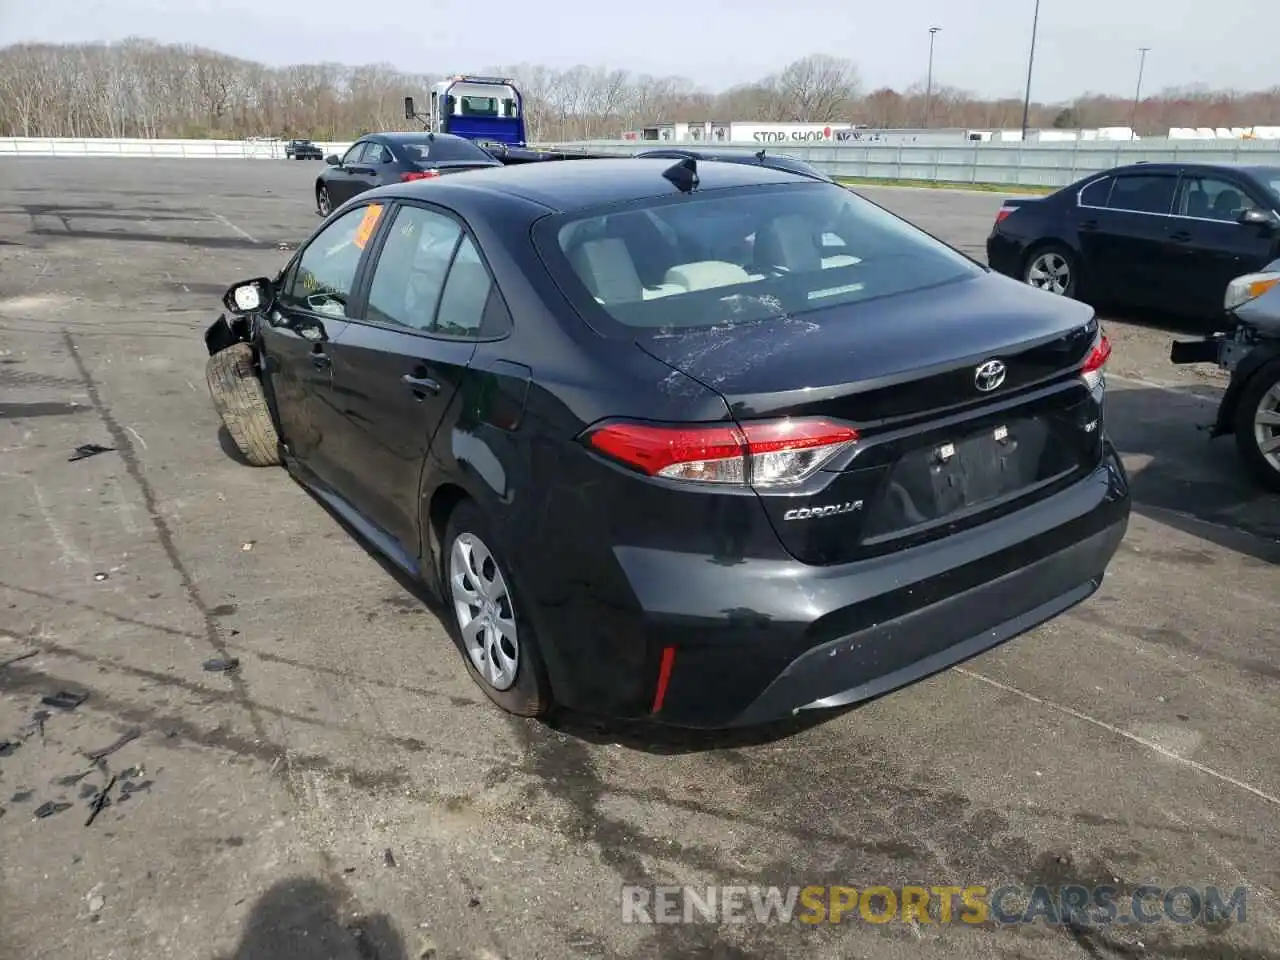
[974,359,1007,392]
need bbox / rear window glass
[398,138,495,163]
[538,183,982,330]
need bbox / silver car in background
[1171,258,1280,491]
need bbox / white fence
[4,135,1280,188]
[544,139,1280,188]
[0,137,353,159]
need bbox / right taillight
[1081,332,1112,391]
[581,418,859,488]
[401,170,441,182]
[994,207,1013,224]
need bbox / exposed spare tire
[206,343,281,467]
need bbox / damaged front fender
[1212,339,1280,437]
[204,312,252,357]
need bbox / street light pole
[1020,0,1041,140]
[925,26,941,128]
[1129,47,1150,140]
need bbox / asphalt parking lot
[0,158,1277,960]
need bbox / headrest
[755,215,822,273]
[570,237,642,302]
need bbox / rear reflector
[651,645,677,713]
[401,170,441,181]
[1081,333,1112,390]
[582,418,859,487]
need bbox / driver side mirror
[404,96,416,120]
[222,277,276,316]
[324,154,340,166]
[1238,207,1278,227]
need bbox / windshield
[538,183,982,331]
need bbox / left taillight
[580,418,859,488]
[401,170,441,182]
[1081,332,1112,391]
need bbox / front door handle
[1169,230,1192,243]
[311,352,331,369]
[402,373,441,396]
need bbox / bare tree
[0,38,1276,141]
[773,55,861,122]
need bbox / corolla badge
[783,501,863,521]
[974,359,1007,392]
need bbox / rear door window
[1105,174,1178,215]
[1078,177,1113,208]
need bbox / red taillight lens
[582,418,859,487]
[994,207,1013,224]
[1081,333,1111,389]
[401,170,441,181]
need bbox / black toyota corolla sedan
[205,157,1130,728]
[987,161,1280,321]
[314,131,501,216]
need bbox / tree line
[1,38,1278,142]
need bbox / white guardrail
[0,137,355,160]
[4,136,1280,188]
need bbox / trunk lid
[637,272,1106,564]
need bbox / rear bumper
[535,443,1130,729]
[985,233,1025,278]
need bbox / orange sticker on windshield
[353,203,384,249]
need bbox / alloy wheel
[1252,380,1280,473]
[449,532,519,691]
[1027,251,1071,296]
[317,187,331,217]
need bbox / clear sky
[0,0,1270,103]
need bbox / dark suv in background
[284,139,323,160]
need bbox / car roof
[1095,161,1278,180]
[389,157,814,212]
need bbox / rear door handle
[1169,230,1193,243]
[311,352,331,369]
[402,373,441,396]
[1079,219,1098,231]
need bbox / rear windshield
[538,182,982,330]
[398,139,495,164]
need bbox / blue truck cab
[404,76,526,147]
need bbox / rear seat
[570,238,859,305]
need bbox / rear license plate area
[929,426,1020,512]
[861,416,1077,540]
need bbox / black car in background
[633,147,835,183]
[315,132,501,216]
[987,162,1280,321]
[204,158,1129,728]
[285,139,323,160]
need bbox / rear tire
[1023,243,1079,299]
[441,501,551,718]
[1233,356,1280,493]
[206,343,281,467]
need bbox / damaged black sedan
[203,157,1130,728]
